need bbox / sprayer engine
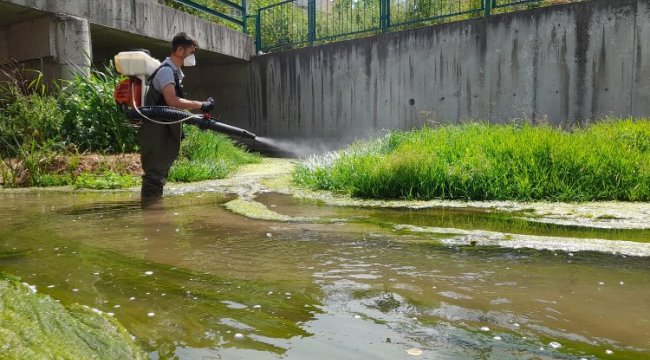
[113,77,142,109]
[112,50,256,140]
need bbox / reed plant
[293,119,650,201]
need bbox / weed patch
[294,120,650,201]
[169,127,259,182]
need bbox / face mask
[183,54,196,67]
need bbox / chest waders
[138,64,184,200]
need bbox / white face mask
[183,54,196,67]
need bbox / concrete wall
[0,14,91,81]
[190,0,650,145]
[2,0,253,61]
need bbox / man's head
[171,32,198,66]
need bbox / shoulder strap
[147,63,172,83]
[147,63,183,98]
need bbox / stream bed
[0,190,649,359]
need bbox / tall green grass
[293,119,650,201]
[168,126,260,182]
[58,65,137,153]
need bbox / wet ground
[0,187,649,359]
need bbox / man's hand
[201,97,215,113]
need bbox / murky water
[1,191,649,359]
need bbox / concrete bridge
[0,0,253,82]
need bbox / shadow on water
[0,191,649,359]
[57,201,143,216]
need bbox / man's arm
[161,84,203,110]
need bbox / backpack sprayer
[112,50,256,140]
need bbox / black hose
[126,106,256,140]
[126,106,193,121]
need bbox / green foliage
[0,62,141,188]
[294,119,650,201]
[168,159,231,182]
[169,126,259,182]
[33,173,74,187]
[0,64,63,158]
[0,96,64,156]
[57,65,137,153]
[0,61,258,188]
[74,171,139,190]
[162,0,243,31]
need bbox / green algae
[0,274,147,360]
[0,212,322,357]
[223,197,344,223]
[224,198,294,221]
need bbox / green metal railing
[256,0,540,52]
[166,0,248,32]
[162,0,541,54]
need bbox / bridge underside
[90,25,244,67]
[0,0,251,82]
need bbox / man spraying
[140,32,214,204]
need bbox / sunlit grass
[293,119,650,201]
[169,126,260,182]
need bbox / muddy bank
[0,153,142,187]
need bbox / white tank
[114,51,161,77]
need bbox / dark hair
[172,32,198,52]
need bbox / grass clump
[168,126,260,182]
[294,119,650,202]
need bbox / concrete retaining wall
[189,0,650,145]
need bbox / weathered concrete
[190,0,650,146]
[0,13,91,81]
[0,0,252,81]
[1,0,252,61]
[54,15,93,79]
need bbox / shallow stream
[0,190,649,359]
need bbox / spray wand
[125,106,257,140]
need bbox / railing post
[484,0,492,16]
[242,0,247,33]
[380,0,389,32]
[308,0,316,45]
[255,10,262,53]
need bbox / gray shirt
[151,57,184,94]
